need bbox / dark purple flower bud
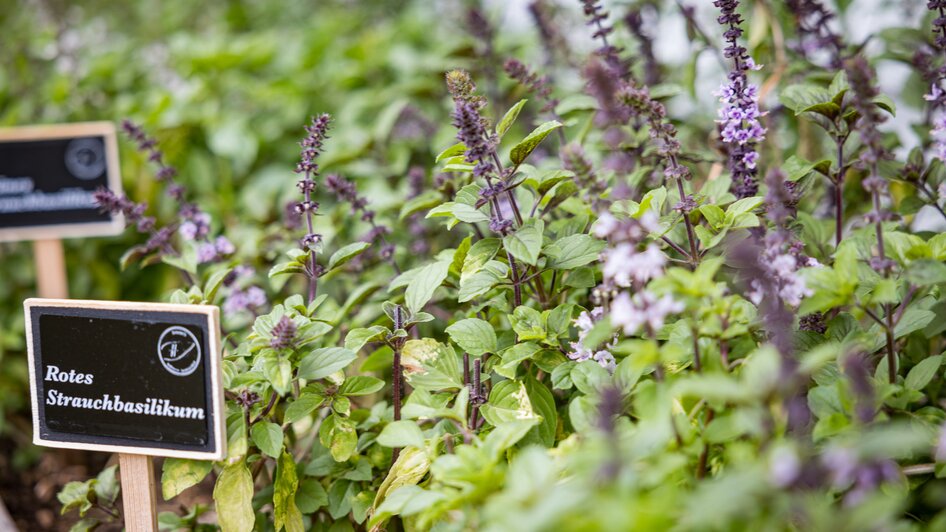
[764,169,797,225]
[270,315,297,350]
[145,226,175,252]
[234,390,261,408]
[167,183,185,201]
[868,256,896,275]
[478,183,505,201]
[363,225,390,242]
[392,106,437,141]
[674,195,697,214]
[284,201,303,230]
[489,218,513,235]
[296,178,316,194]
[451,97,497,179]
[465,7,495,51]
[624,8,660,86]
[785,0,844,68]
[93,188,123,212]
[503,59,558,112]
[580,0,629,79]
[664,164,690,182]
[406,167,426,199]
[843,352,876,423]
[528,1,568,62]
[324,174,358,203]
[561,143,608,208]
[861,175,888,193]
[136,216,156,232]
[351,197,369,212]
[301,233,322,248]
[294,201,319,214]
[800,312,827,333]
[295,114,331,176]
[584,60,630,127]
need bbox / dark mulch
[1,431,216,531]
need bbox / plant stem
[670,160,700,268]
[470,358,483,430]
[696,409,715,479]
[96,502,120,520]
[691,325,702,373]
[393,306,404,423]
[463,353,470,387]
[660,235,691,260]
[913,180,946,221]
[507,251,523,307]
[251,392,278,425]
[834,182,843,248]
[869,164,897,384]
[393,348,402,422]
[486,185,525,307]
[893,285,917,325]
[884,303,896,384]
[304,169,319,305]
[833,133,847,247]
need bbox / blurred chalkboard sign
[0,122,124,242]
[24,299,225,460]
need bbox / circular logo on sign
[157,326,201,377]
[64,138,106,180]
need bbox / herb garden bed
[3,0,946,530]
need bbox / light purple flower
[931,99,946,163]
[245,286,266,307]
[197,242,217,264]
[769,445,801,488]
[610,290,684,336]
[602,243,667,287]
[593,350,616,372]
[568,306,617,372]
[745,57,763,71]
[215,236,235,255]
[592,211,658,241]
[746,250,814,307]
[178,221,198,241]
[743,151,759,169]
[713,2,767,200]
[223,285,267,317]
[925,84,944,102]
[223,290,248,317]
[182,212,211,241]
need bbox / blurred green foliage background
[0,0,479,477]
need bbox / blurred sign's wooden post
[119,454,157,531]
[33,239,68,298]
[2,122,123,528]
[1,122,125,297]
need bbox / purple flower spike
[714,0,766,199]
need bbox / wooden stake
[119,454,157,531]
[33,239,68,298]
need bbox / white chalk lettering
[44,365,93,385]
[43,390,205,419]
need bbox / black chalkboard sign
[24,299,225,459]
[0,122,124,242]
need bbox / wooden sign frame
[24,298,226,460]
[0,121,124,242]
